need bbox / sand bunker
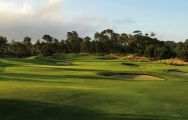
[99,72,164,80]
[167,70,188,76]
[56,61,71,66]
[109,74,164,80]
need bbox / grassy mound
[0,60,14,72]
[54,53,95,61]
[0,61,14,67]
[16,56,59,66]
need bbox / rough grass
[159,58,188,66]
[0,54,188,120]
[122,55,151,62]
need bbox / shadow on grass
[0,99,179,120]
[48,67,103,72]
[0,72,110,84]
[3,57,60,66]
[54,53,94,61]
[0,61,14,67]
[0,68,4,72]
[121,63,139,67]
[0,61,15,73]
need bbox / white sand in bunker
[109,74,164,80]
[167,70,188,76]
[56,61,71,65]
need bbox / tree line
[0,29,188,61]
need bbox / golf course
[0,54,188,120]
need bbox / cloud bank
[0,0,106,41]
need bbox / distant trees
[8,37,32,57]
[144,45,155,57]
[9,41,28,57]
[41,35,57,56]
[66,31,82,53]
[0,36,8,56]
[0,29,188,61]
[41,43,56,56]
[153,47,169,59]
[81,37,91,53]
[175,42,188,61]
[94,29,122,53]
[33,40,42,55]
[23,37,32,56]
[42,35,53,43]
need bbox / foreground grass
[0,54,188,120]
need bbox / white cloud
[0,0,105,41]
[38,0,64,16]
[0,0,33,19]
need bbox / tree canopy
[0,29,188,61]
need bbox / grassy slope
[0,54,188,120]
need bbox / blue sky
[63,0,188,41]
[0,0,188,41]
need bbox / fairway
[0,54,188,120]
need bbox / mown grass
[0,54,188,120]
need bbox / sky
[0,0,188,42]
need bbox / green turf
[0,54,188,120]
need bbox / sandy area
[167,70,188,76]
[109,74,164,80]
[56,62,71,65]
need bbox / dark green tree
[66,31,82,53]
[9,42,28,57]
[81,37,91,53]
[0,36,8,56]
[23,36,32,56]
[42,35,53,43]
